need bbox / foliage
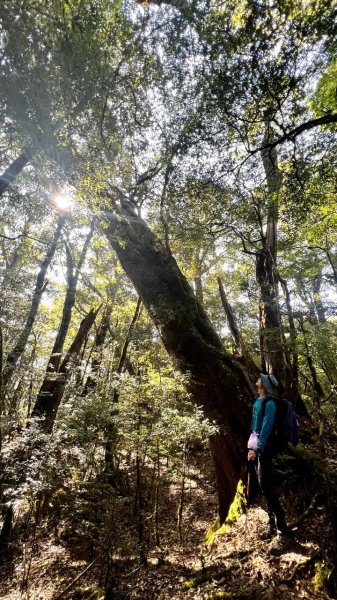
[313,561,333,591]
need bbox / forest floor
[0,441,336,600]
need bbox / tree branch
[0,233,50,245]
[251,113,337,155]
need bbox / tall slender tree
[2,215,66,386]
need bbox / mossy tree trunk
[102,197,251,523]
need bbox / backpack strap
[260,396,276,417]
[260,397,279,444]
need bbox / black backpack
[261,397,299,451]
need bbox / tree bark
[81,303,112,395]
[218,277,259,387]
[115,297,142,380]
[0,325,3,453]
[313,273,326,324]
[325,248,337,290]
[0,504,13,563]
[0,146,34,197]
[136,0,187,8]
[105,297,142,478]
[2,216,66,386]
[31,307,99,433]
[256,249,289,373]
[218,277,244,356]
[101,198,251,522]
[258,126,292,392]
[48,218,95,372]
[278,277,309,417]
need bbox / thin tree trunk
[218,277,259,385]
[325,248,337,289]
[2,216,66,386]
[0,310,98,560]
[194,274,203,305]
[258,126,292,391]
[116,297,142,380]
[313,273,326,324]
[0,505,13,563]
[218,277,244,356]
[102,197,251,523]
[48,218,95,372]
[259,303,267,374]
[81,303,112,395]
[27,335,38,421]
[278,278,309,417]
[0,146,34,197]
[31,308,99,432]
[105,297,142,476]
[1,223,31,289]
[194,250,205,305]
[298,317,325,442]
[0,325,3,453]
[256,249,289,374]
[177,438,187,543]
[297,274,324,327]
[135,452,147,565]
[153,440,161,546]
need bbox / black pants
[256,450,287,533]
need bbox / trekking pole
[243,466,251,549]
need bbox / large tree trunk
[101,198,251,522]
[2,216,66,386]
[31,308,99,432]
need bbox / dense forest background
[1,0,337,598]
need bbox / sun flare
[53,193,73,210]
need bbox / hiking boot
[268,533,292,556]
[259,524,277,540]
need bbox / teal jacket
[251,396,277,453]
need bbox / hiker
[247,373,292,555]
